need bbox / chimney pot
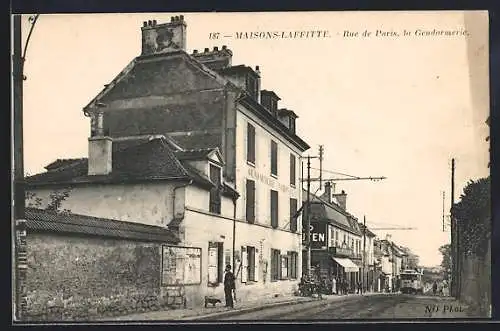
[204,47,209,53]
[143,21,147,27]
[175,16,180,21]
[255,65,260,71]
[148,20,152,26]
[222,45,227,50]
[171,16,175,22]
[214,46,218,51]
[180,15,184,21]
[193,49,198,54]
[152,20,157,26]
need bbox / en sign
[302,222,327,249]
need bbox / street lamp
[13,13,40,321]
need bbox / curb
[183,297,321,321]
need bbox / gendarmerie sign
[302,221,327,249]
[247,167,292,194]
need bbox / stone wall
[25,232,170,321]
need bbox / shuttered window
[246,180,256,223]
[247,246,256,282]
[270,190,279,229]
[290,154,296,186]
[208,242,224,285]
[270,140,278,176]
[271,249,281,281]
[289,198,298,232]
[209,164,221,214]
[247,123,256,164]
[289,251,298,279]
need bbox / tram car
[400,269,424,294]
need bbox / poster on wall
[208,243,218,284]
[162,246,202,286]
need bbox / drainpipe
[171,179,193,236]
[232,198,237,273]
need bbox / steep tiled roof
[167,132,223,151]
[175,148,218,161]
[309,202,361,236]
[358,223,376,237]
[25,138,206,187]
[25,207,180,243]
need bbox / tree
[439,243,451,274]
[451,177,490,257]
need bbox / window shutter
[241,246,248,283]
[246,180,255,223]
[280,254,287,280]
[290,198,297,232]
[271,140,278,176]
[217,242,224,283]
[271,190,279,229]
[290,154,296,186]
[247,124,255,163]
[254,249,259,282]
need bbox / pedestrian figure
[432,281,437,296]
[357,281,362,294]
[224,264,235,308]
[332,277,337,295]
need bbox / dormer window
[209,163,222,214]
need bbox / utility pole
[442,191,446,232]
[13,14,26,321]
[362,215,366,295]
[318,145,324,190]
[305,155,311,278]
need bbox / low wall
[25,233,170,321]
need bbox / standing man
[224,264,236,308]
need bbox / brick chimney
[332,190,347,210]
[322,181,333,203]
[141,16,187,56]
[88,112,112,176]
[192,45,233,70]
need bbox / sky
[18,11,489,267]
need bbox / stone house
[357,222,376,292]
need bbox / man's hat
[226,264,231,270]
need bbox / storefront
[332,257,360,293]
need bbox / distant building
[302,182,363,292]
[358,222,376,292]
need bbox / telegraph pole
[362,215,366,294]
[318,145,324,190]
[305,155,311,278]
[442,191,445,232]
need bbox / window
[289,154,296,186]
[270,140,278,176]
[247,246,256,281]
[246,179,256,223]
[271,99,278,115]
[270,190,279,229]
[281,255,289,279]
[271,249,281,281]
[335,231,339,246]
[288,251,298,279]
[208,242,224,285]
[247,123,256,164]
[289,117,296,133]
[209,164,221,214]
[289,198,298,232]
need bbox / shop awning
[332,257,359,273]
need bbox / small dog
[204,296,222,308]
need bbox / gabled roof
[308,201,361,236]
[26,137,213,189]
[25,207,180,243]
[175,147,224,165]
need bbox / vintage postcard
[12,11,490,323]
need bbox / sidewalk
[97,292,371,321]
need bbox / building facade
[26,15,310,307]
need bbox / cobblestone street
[201,294,483,320]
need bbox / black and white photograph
[11,11,491,322]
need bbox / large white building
[26,15,310,309]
